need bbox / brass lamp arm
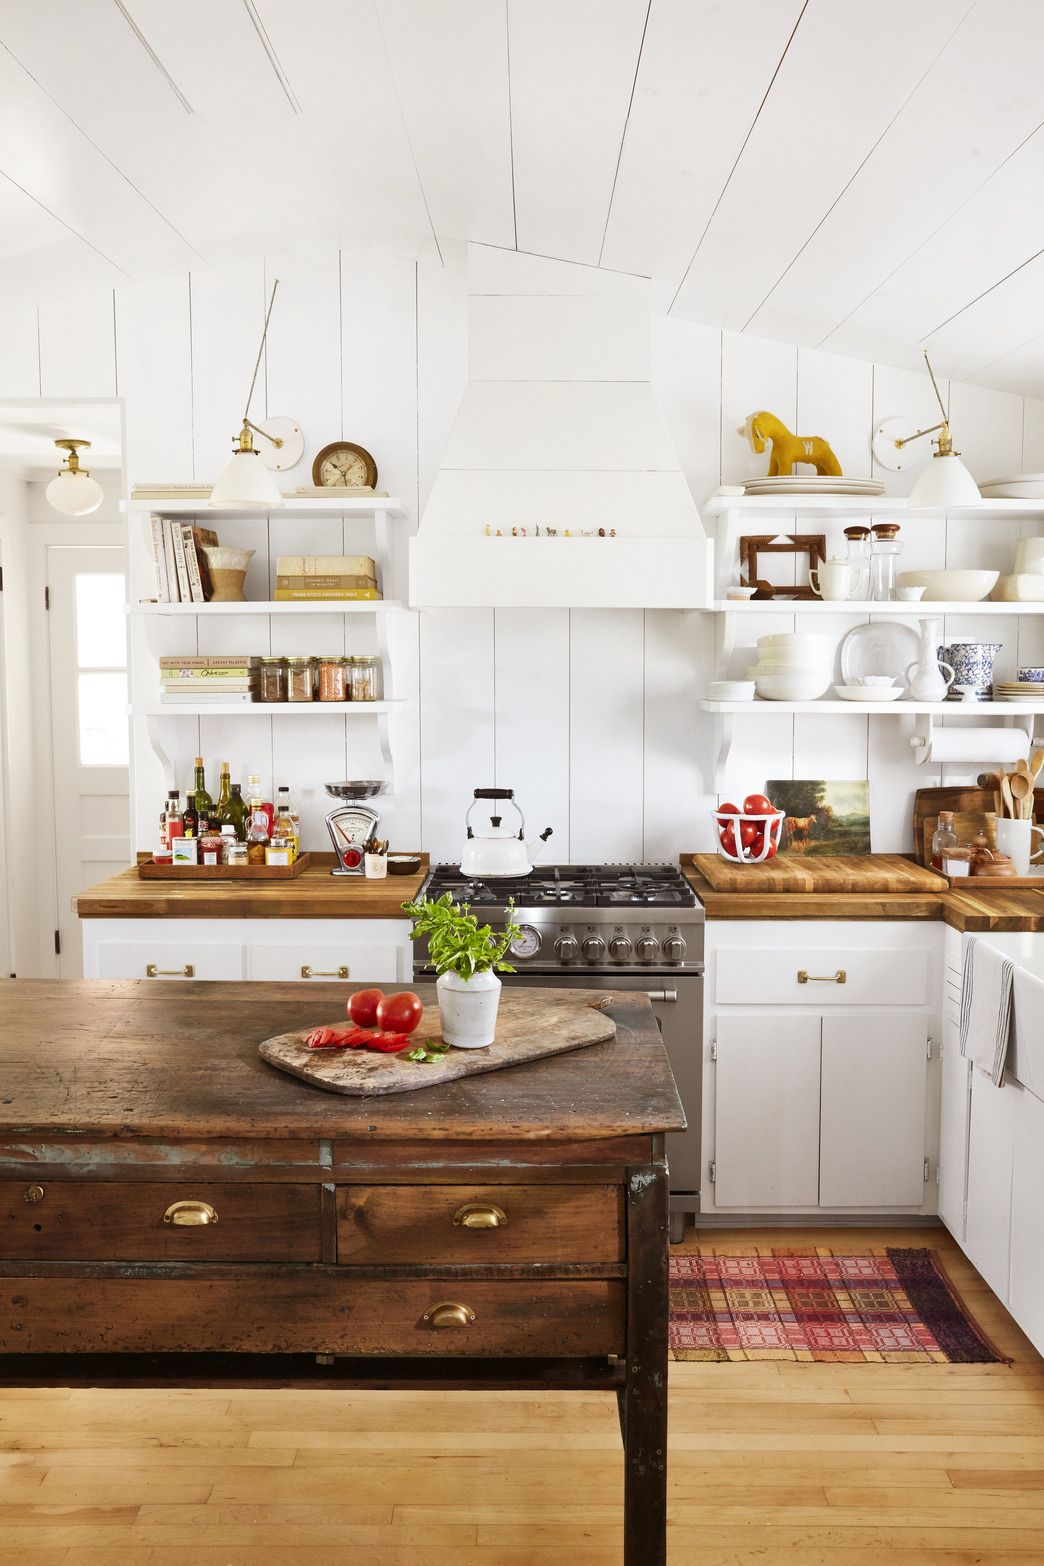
[893,419,948,450]
[243,416,283,450]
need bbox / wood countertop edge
[75,859,432,918]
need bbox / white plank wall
[12,239,1044,863]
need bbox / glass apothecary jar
[259,656,288,703]
[318,656,350,703]
[842,526,872,601]
[350,655,379,702]
[870,523,903,602]
[287,657,315,702]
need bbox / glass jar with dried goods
[318,656,350,703]
[259,657,288,703]
[287,657,314,702]
[350,654,379,702]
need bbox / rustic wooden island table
[0,979,684,1565]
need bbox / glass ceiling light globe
[210,423,284,510]
[45,440,104,516]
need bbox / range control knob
[608,935,633,961]
[554,934,579,962]
[581,935,606,962]
[636,935,660,962]
[662,934,687,963]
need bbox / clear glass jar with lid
[287,656,314,702]
[317,655,350,703]
[842,526,872,600]
[870,523,903,602]
[350,655,379,702]
[259,656,288,703]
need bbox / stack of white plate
[749,632,835,701]
[980,474,1044,499]
[742,476,885,497]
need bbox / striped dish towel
[960,936,1014,1086]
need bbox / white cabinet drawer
[244,942,403,984]
[716,946,928,1006]
[94,941,246,981]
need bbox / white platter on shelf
[833,684,904,703]
[840,622,920,686]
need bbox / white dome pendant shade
[45,439,103,516]
[210,421,284,509]
[909,434,981,507]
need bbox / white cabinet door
[95,939,245,981]
[713,1013,821,1208]
[964,1070,1017,1304]
[716,946,928,1007]
[244,942,404,984]
[819,1013,928,1208]
[938,1025,972,1240]
[1009,1086,1044,1355]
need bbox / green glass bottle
[220,782,248,842]
[193,756,214,824]
[215,761,232,819]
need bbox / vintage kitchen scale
[324,781,386,874]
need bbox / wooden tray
[913,787,1044,867]
[139,852,311,880]
[259,988,617,1097]
[691,852,947,893]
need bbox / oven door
[495,971,702,1222]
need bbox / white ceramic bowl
[757,632,835,653]
[754,671,833,701]
[896,569,999,602]
[846,675,896,687]
[707,680,756,701]
[833,684,905,703]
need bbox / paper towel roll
[912,726,1030,766]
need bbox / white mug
[809,559,858,601]
[364,853,388,879]
[994,816,1044,876]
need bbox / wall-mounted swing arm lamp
[891,351,980,507]
[209,279,304,509]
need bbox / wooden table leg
[623,1162,669,1566]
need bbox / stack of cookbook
[159,656,261,705]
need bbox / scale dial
[327,805,380,871]
[510,924,542,959]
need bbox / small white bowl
[707,680,756,701]
[833,684,905,703]
[895,585,927,601]
[725,585,758,600]
[755,672,833,701]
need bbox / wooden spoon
[1030,748,1044,783]
[1001,773,1016,819]
[1010,770,1034,819]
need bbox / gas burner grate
[424,863,698,910]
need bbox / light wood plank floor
[1,1225,1042,1564]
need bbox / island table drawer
[0,1276,625,1357]
[0,1182,322,1263]
[338,1184,624,1264]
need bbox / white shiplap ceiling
[1,0,1044,394]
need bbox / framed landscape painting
[766,779,871,856]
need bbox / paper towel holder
[909,712,1038,766]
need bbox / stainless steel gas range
[413,863,705,1241]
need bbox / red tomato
[376,991,424,1035]
[347,988,384,1028]
[761,837,778,860]
[719,827,740,857]
[742,792,774,816]
[739,820,759,848]
[717,801,740,814]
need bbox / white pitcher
[906,616,954,701]
[809,558,858,602]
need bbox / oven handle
[643,989,678,1003]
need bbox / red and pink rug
[669,1247,1007,1363]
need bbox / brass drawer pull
[797,969,846,985]
[422,1301,476,1330]
[146,964,194,978]
[300,965,349,979]
[452,1203,507,1230]
[23,1184,44,1204]
[163,1200,218,1227]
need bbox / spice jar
[259,656,288,703]
[318,655,349,703]
[287,656,314,703]
[942,847,972,879]
[350,654,379,702]
[199,829,224,866]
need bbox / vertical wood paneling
[795,348,874,481]
[264,246,342,491]
[720,331,797,484]
[650,317,721,513]
[190,257,267,484]
[0,302,38,396]
[947,380,1024,485]
[418,260,468,516]
[493,607,571,860]
[642,609,711,860]
[568,609,645,862]
[419,608,495,860]
[39,291,115,397]
[115,274,193,484]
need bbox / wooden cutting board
[690,853,948,893]
[259,988,617,1097]
[913,786,1044,867]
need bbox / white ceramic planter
[436,969,502,1049]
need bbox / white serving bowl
[757,632,835,653]
[754,671,833,701]
[707,680,756,701]
[833,684,905,703]
[896,569,999,602]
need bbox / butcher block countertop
[680,856,1044,932]
[75,854,430,919]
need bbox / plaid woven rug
[669,1247,1008,1363]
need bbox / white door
[964,1070,1017,1304]
[713,1013,821,1208]
[1009,1087,1044,1355]
[46,547,130,976]
[819,1013,929,1208]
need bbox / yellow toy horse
[741,411,842,477]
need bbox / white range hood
[409,244,710,609]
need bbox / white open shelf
[124,497,406,519]
[702,494,1044,522]
[700,699,1044,715]
[129,599,408,616]
[709,599,1044,616]
[133,700,410,718]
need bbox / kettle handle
[474,788,514,800]
[465,794,526,841]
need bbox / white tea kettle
[459,788,553,878]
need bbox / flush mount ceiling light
[875,351,980,507]
[210,279,302,509]
[46,439,104,516]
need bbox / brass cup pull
[300,965,349,979]
[163,1200,218,1227]
[452,1203,507,1230]
[23,1184,44,1204]
[797,969,846,985]
[146,964,194,978]
[422,1301,476,1330]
